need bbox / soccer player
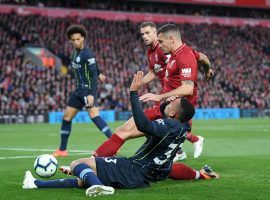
[23,72,218,196]
[93,22,212,160]
[53,24,112,157]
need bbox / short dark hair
[139,21,156,29]
[66,24,88,40]
[157,23,181,37]
[178,98,195,123]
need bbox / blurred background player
[53,24,112,157]
[93,22,213,160]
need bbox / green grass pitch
[0,118,270,200]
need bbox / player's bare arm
[198,53,214,81]
[140,80,194,102]
[142,69,156,85]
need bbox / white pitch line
[0,147,91,153]
[0,152,90,160]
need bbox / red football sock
[186,131,199,143]
[169,163,200,180]
[93,134,124,157]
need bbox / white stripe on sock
[195,171,200,179]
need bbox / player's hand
[85,95,94,109]
[130,71,144,91]
[98,73,106,83]
[139,93,162,102]
[205,68,214,81]
[59,166,72,176]
[165,96,178,103]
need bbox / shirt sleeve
[192,49,200,61]
[85,51,98,96]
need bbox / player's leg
[93,105,161,157]
[71,158,114,196]
[53,106,79,157]
[185,120,205,158]
[94,117,145,157]
[22,170,83,189]
[88,106,112,138]
[169,163,219,180]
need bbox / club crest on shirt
[169,60,175,68]
[76,57,80,63]
[154,64,163,73]
[155,119,165,125]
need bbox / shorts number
[104,158,117,164]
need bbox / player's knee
[63,112,73,121]
[70,160,80,172]
[88,107,99,118]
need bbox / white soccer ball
[34,154,58,178]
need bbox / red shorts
[144,104,162,121]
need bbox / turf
[0,118,270,200]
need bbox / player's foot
[22,171,37,189]
[173,151,187,162]
[200,165,220,179]
[59,165,72,175]
[86,185,115,197]
[52,149,68,157]
[193,136,204,158]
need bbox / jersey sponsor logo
[76,56,81,63]
[155,119,165,125]
[71,61,82,69]
[88,58,96,65]
[181,68,192,77]
[153,64,163,73]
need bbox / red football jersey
[163,43,198,106]
[147,41,167,88]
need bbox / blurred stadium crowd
[0,11,269,114]
[2,0,270,19]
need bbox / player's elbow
[185,85,194,96]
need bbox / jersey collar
[172,43,186,56]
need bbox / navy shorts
[95,157,150,189]
[67,88,97,110]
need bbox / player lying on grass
[23,71,219,197]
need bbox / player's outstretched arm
[139,80,194,102]
[142,69,156,85]
[130,71,155,134]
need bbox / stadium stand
[0,10,269,114]
[2,0,270,19]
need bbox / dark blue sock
[59,120,72,151]
[91,116,112,138]
[34,178,78,188]
[73,163,102,187]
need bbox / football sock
[34,178,78,188]
[59,120,72,151]
[93,134,124,157]
[169,163,198,180]
[73,163,102,187]
[186,132,199,143]
[91,116,112,138]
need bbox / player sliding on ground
[23,71,219,197]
